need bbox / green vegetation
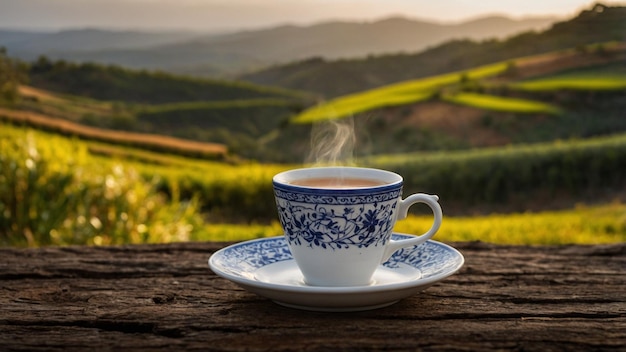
[292,44,626,124]
[200,203,626,245]
[292,62,509,123]
[394,202,626,245]
[442,92,562,114]
[2,123,624,247]
[2,8,626,248]
[0,47,27,105]
[510,60,626,91]
[134,98,300,157]
[4,103,626,224]
[17,86,119,123]
[0,121,626,245]
[0,122,288,223]
[293,91,432,124]
[13,59,313,161]
[0,108,228,160]
[11,42,625,164]
[513,78,626,91]
[29,57,308,104]
[0,126,205,247]
[366,133,626,205]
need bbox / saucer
[208,234,464,312]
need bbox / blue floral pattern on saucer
[216,237,292,277]
[209,235,465,311]
[214,234,459,278]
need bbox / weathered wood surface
[0,241,624,351]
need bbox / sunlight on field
[199,222,284,242]
[511,77,626,91]
[394,203,626,245]
[293,91,432,123]
[442,92,562,114]
[2,123,625,246]
[291,43,625,124]
[0,124,287,246]
[198,202,626,245]
[292,62,508,123]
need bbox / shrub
[0,130,205,246]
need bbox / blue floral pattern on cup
[275,195,399,250]
[273,181,403,251]
[273,188,401,205]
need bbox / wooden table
[1,241,624,351]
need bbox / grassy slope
[3,122,624,245]
[28,60,309,104]
[2,10,624,246]
[291,44,626,123]
[15,40,626,164]
[292,62,509,123]
[5,42,626,245]
[441,93,562,114]
[511,60,626,91]
[9,44,626,167]
[19,61,315,161]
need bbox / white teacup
[273,166,442,286]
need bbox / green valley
[1,3,625,247]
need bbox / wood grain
[1,241,624,351]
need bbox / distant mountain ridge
[0,15,557,77]
[0,28,202,53]
[185,15,556,60]
[239,3,626,98]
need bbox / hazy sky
[1,0,624,32]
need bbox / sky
[0,0,624,32]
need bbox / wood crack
[1,319,186,338]
[1,242,624,350]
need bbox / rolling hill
[239,3,626,98]
[7,46,625,164]
[2,4,624,164]
[11,61,310,161]
[27,59,309,104]
[2,38,626,233]
[2,6,626,247]
[290,43,626,123]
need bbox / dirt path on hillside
[18,85,64,103]
[502,42,626,80]
[401,101,511,146]
[0,108,227,158]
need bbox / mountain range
[0,15,557,77]
[239,4,626,98]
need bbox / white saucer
[208,234,464,312]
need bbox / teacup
[272,166,442,286]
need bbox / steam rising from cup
[307,117,356,166]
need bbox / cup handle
[381,194,442,263]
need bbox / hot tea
[288,177,387,189]
[273,166,443,286]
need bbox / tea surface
[288,177,387,189]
